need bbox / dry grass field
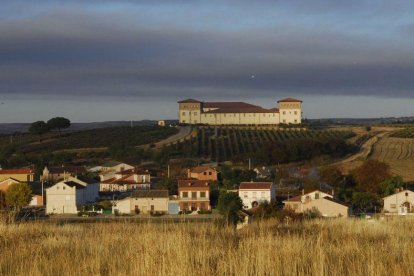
[369,136,414,181]
[1,218,414,276]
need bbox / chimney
[302,189,305,195]
[331,189,334,196]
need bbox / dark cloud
[1,4,414,101]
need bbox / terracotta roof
[178,99,202,103]
[0,169,34,174]
[178,179,210,188]
[204,107,279,114]
[239,182,272,190]
[131,190,169,198]
[64,181,86,189]
[47,166,87,174]
[277,98,302,103]
[189,166,215,173]
[283,195,302,202]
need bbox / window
[200,192,206,198]
[294,119,298,123]
[315,193,320,199]
[182,192,188,198]
[183,203,188,210]
[261,192,265,198]
[283,111,286,115]
[203,172,207,175]
[192,192,197,199]
[244,192,248,199]
[63,186,66,190]
[182,112,185,116]
[283,120,286,123]
[208,172,212,175]
[294,111,297,115]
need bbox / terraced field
[369,136,414,181]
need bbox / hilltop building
[177,98,302,125]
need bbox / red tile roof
[204,107,279,114]
[0,169,34,174]
[178,179,210,188]
[277,98,302,103]
[239,182,272,190]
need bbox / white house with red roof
[100,169,151,192]
[238,182,276,209]
[177,98,302,125]
[283,190,349,217]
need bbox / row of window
[182,191,207,198]
[282,111,298,115]
[243,191,267,199]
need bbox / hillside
[158,126,356,165]
[0,125,179,168]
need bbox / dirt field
[369,136,414,182]
[336,126,414,182]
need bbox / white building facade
[383,190,414,214]
[178,98,302,125]
[239,182,276,209]
[46,176,99,214]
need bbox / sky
[1,0,414,122]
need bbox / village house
[178,179,210,211]
[113,190,169,215]
[239,182,276,209]
[187,166,218,181]
[100,169,151,192]
[41,166,87,182]
[383,189,414,214]
[99,161,135,181]
[46,176,99,214]
[283,190,349,217]
[0,178,45,207]
[0,168,35,182]
[178,98,302,125]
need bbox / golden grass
[1,218,414,276]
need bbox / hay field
[1,219,414,276]
[369,136,414,181]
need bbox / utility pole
[248,158,251,170]
[167,165,170,178]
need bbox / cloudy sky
[1,0,414,122]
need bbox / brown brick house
[178,179,210,211]
[187,166,218,181]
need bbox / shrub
[197,210,212,214]
[150,211,165,217]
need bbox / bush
[197,210,212,214]
[150,211,166,217]
[178,210,193,215]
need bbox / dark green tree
[29,121,49,142]
[217,191,244,227]
[47,117,71,136]
[380,176,404,197]
[352,192,380,213]
[5,183,33,210]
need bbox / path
[140,125,192,149]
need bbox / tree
[5,183,33,210]
[29,121,49,142]
[319,166,343,188]
[380,176,404,197]
[217,191,244,227]
[352,192,380,213]
[352,160,391,194]
[47,117,71,136]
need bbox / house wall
[179,103,202,124]
[178,188,210,211]
[0,173,33,182]
[302,198,349,217]
[29,195,44,206]
[200,112,279,125]
[383,191,414,213]
[239,185,275,209]
[46,183,78,214]
[188,169,217,181]
[114,197,169,214]
[279,102,302,124]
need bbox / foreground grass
[0,218,413,275]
